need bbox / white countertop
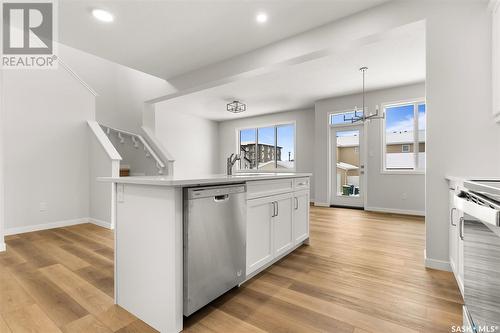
[445,175,500,182]
[98,172,312,187]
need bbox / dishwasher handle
[187,184,246,200]
[214,194,229,202]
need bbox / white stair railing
[101,125,166,175]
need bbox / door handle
[450,207,457,226]
[459,217,464,240]
[271,201,278,217]
[276,201,279,216]
[294,197,298,210]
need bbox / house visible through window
[383,101,426,171]
[239,123,295,171]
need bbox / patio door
[330,125,365,208]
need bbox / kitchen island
[99,173,311,333]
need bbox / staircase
[100,124,170,176]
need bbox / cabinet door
[273,195,293,257]
[458,208,464,293]
[492,0,500,122]
[449,190,458,274]
[293,190,310,244]
[246,197,274,275]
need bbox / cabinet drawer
[247,178,293,199]
[293,177,310,190]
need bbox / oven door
[462,216,500,329]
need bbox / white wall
[423,2,500,269]
[315,83,425,214]
[59,44,176,133]
[2,67,95,233]
[164,0,500,270]
[154,105,219,178]
[218,108,315,198]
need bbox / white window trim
[380,98,425,175]
[234,120,297,173]
[401,144,411,153]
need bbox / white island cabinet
[246,177,310,277]
[99,173,311,333]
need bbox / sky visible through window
[277,125,294,161]
[386,103,426,133]
[331,110,364,125]
[258,127,274,146]
[418,103,426,130]
[386,104,414,133]
[240,129,255,143]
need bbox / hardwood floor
[0,207,462,333]
[0,224,154,333]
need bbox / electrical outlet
[39,202,47,212]
[401,192,408,200]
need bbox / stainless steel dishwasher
[183,183,246,316]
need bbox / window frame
[381,98,425,175]
[328,108,367,128]
[235,121,296,173]
[401,144,411,153]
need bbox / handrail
[87,121,122,161]
[58,57,98,97]
[141,126,175,162]
[101,124,166,172]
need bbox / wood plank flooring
[0,207,463,332]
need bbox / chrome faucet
[226,153,241,175]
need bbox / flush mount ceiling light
[256,12,268,24]
[92,9,114,23]
[227,100,246,114]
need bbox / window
[239,123,295,171]
[330,110,364,125]
[383,100,426,172]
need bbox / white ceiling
[59,0,389,79]
[157,21,425,121]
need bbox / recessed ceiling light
[256,12,268,24]
[92,9,114,23]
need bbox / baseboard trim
[313,202,330,207]
[4,218,89,236]
[365,206,425,217]
[425,256,451,272]
[88,218,113,230]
